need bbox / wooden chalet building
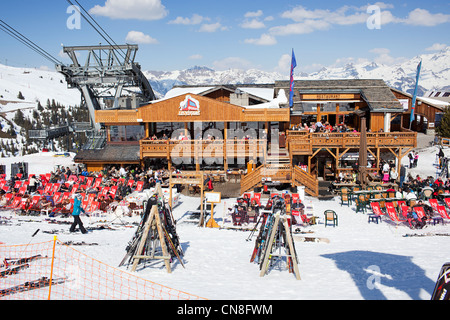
[74,79,443,197]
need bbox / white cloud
[244,34,277,46]
[199,22,226,33]
[368,48,407,66]
[369,48,391,55]
[269,20,331,36]
[168,14,208,25]
[213,57,253,70]
[425,43,448,51]
[240,19,266,29]
[275,54,292,74]
[189,54,203,60]
[89,0,168,20]
[332,56,370,68]
[125,31,158,44]
[245,10,263,18]
[403,8,450,26]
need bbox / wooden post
[199,174,205,227]
[282,217,301,280]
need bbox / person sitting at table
[395,187,407,199]
[405,188,417,201]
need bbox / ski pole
[4,229,40,277]
[246,214,262,241]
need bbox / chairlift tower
[56,44,156,131]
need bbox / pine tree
[436,107,450,138]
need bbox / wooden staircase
[240,163,319,197]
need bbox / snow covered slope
[0,64,80,109]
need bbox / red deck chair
[43,183,53,195]
[13,180,23,189]
[0,180,7,190]
[61,192,71,202]
[292,210,310,225]
[16,197,28,211]
[85,177,94,188]
[413,206,428,222]
[87,201,100,214]
[429,199,439,212]
[252,192,262,206]
[78,175,85,182]
[17,186,27,196]
[68,175,78,182]
[71,184,79,194]
[27,195,42,213]
[127,180,135,188]
[385,202,405,225]
[1,193,14,207]
[82,200,89,211]
[444,197,450,209]
[51,183,61,194]
[118,178,125,185]
[135,181,144,192]
[437,205,450,221]
[100,187,110,198]
[7,196,22,210]
[53,192,62,204]
[93,178,102,189]
[109,186,118,199]
[87,193,96,204]
[370,201,384,216]
[397,200,406,209]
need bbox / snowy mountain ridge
[145,46,450,97]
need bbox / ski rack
[258,212,301,280]
[130,204,172,273]
[128,183,183,273]
[251,195,301,280]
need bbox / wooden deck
[286,130,417,155]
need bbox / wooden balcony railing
[286,130,417,154]
[140,139,267,160]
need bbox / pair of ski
[0,276,66,297]
[250,211,275,264]
[1,255,45,278]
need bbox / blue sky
[0,1,449,74]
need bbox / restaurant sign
[179,95,201,116]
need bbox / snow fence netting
[0,238,206,300]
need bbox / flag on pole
[409,60,422,126]
[289,49,297,107]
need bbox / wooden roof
[95,93,290,124]
[275,79,404,112]
[74,144,140,163]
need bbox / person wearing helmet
[69,194,87,234]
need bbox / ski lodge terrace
[74,79,443,197]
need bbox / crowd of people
[290,120,358,134]
[0,164,173,218]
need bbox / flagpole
[409,59,422,130]
[289,49,297,108]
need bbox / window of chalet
[110,125,145,142]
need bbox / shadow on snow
[321,250,435,300]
